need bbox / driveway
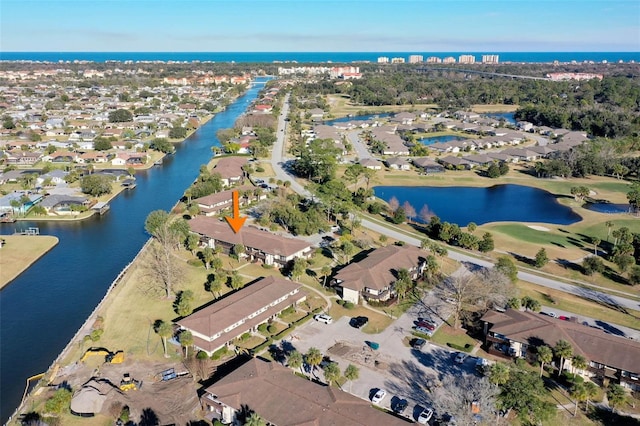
[277,295,469,422]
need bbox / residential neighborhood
[3,58,640,426]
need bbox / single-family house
[412,157,445,174]
[194,186,266,216]
[39,194,89,215]
[333,245,426,304]
[359,158,383,170]
[4,151,42,165]
[212,156,247,187]
[438,156,473,170]
[384,157,411,170]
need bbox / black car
[411,338,426,350]
[393,398,408,413]
[350,316,369,328]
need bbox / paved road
[537,305,640,341]
[284,294,467,422]
[271,95,640,317]
[346,129,372,161]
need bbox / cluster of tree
[149,137,175,154]
[489,362,557,425]
[422,215,495,252]
[291,138,341,183]
[80,174,113,197]
[187,166,224,200]
[533,141,640,180]
[486,161,510,178]
[256,194,329,236]
[285,346,359,390]
[108,108,133,123]
[436,266,516,328]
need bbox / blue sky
[1,0,639,52]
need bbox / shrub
[196,350,208,360]
[250,338,273,355]
[447,342,473,353]
[255,166,265,173]
[258,323,268,333]
[267,324,277,334]
[279,305,296,317]
[241,332,251,341]
[89,329,103,342]
[44,388,72,414]
[411,331,432,340]
[210,346,229,360]
[273,325,295,341]
[343,301,355,309]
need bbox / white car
[417,407,434,424]
[313,314,333,324]
[454,352,466,364]
[546,312,558,318]
[371,389,387,404]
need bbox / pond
[419,135,468,145]
[483,112,516,124]
[373,184,581,226]
[323,112,391,125]
[584,202,630,214]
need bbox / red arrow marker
[224,190,246,233]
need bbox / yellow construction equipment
[80,347,124,364]
[119,373,142,391]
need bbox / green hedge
[411,331,432,340]
[210,346,230,360]
[293,313,313,326]
[250,338,273,355]
[273,325,295,341]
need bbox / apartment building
[458,55,476,64]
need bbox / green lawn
[429,323,479,351]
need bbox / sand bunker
[528,225,550,231]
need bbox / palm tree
[305,347,323,378]
[489,362,510,386]
[554,339,573,377]
[394,268,412,301]
[570,383,588,416]
[607,384,628,413]
[536,345,553,377]
[244,412,266,426]
[202,246,215,269]
[584,381,599,410]
[572,354,588,375]
[344,364,359,392]
[155,320,173,358]
[592,238,601,256]
[287,350,303,373]
[178,330,193,358]
[320,265,331,288]
[605,221,614,241]
[323,362,341,387]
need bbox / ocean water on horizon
[1,51,638,64]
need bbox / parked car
[313,314,333,324]
[371,389,387,404]
[414,326,433,335]
[416,320,436,330]
[350,316,369,328]
[393,398,408,413]
[417,407,434,424]
[545,311,558,318]
[454,352,466,364]
[412,338,426,350]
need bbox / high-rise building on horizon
[426,56,442,63]
[458,55,476,64]
[391,57,405,64]
[377,56,389,64]
[482,54,499,64]
[409,55,423,63]
[443,56,456,64]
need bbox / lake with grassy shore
[374,184,582,226]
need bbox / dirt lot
[51,358,202,424]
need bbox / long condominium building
[458,55,476,64]
[482,54,500,64]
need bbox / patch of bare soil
[54,359,202,424]
[327,341,392,372]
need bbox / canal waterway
[374,184,582,226]
[0,78,268,421]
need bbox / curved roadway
[271,94,640,314]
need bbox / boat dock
[91,202,110,215]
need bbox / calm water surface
[0,78,268,421]
[374,184,581,225]
[419,135,468,145]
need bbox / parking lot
[275,293,481,422]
